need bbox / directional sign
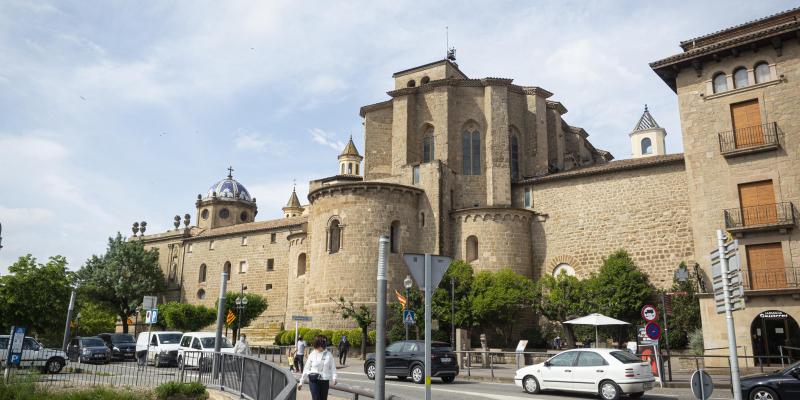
[641,305,658,322]
[403,253,453,290]
[645,322,662,340]
[7,326,26,366]
[292,315,312,322]
[710,240,744,314]
[403,310,416,325]
[142,295,158,310]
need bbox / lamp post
[404,275,413,341]
[235,284,248,343]
[451,277,456,346]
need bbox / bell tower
[630,105,667,158]
[338,136,363,176]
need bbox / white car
[135,331,183,367]
[176,332,234,370]
[0,335,69,373]
[514,349,654,400]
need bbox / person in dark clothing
[337,335,350,366]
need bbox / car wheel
[522,375,540,394]
[750,387,779,400]
[599,380,621,400]
[441,376,455,383]
[365,362,376,380]
[411,364,424,384]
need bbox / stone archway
[750,310,800,365]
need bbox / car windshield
[111,334,135,344]
[82,338,106,347]
[781,360,800,374]
[158,334,183,344]
[201,337,232,349]
[610,351,643,364]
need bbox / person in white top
[298,335,337,400]
[233,334,251,355]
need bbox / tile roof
[516,153,684,184]
[190,216,307,240]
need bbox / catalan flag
[395,290,407,310]
[226,310,236,325]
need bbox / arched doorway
[750,310,800,365]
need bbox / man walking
[295,337,307,372]
[337,335,350,366]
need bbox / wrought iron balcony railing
[724,202,796,231]
[744,267,800,290]
[718,122,779,155]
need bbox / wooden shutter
[738,180,777,225]
[746,243,786,289]
[730,100,763,147]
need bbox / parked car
[67,336,112,364]
[740,360,800,400]
[364,340,458,384]
[97,333,137,361]
[135,331,183,367]
[176,332,234,370]
[0,335,69,373]
[514,348,654,400]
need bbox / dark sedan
[97,333,137,361]
[364,340,458,384]
[740,360,800,400]
[67,337,111,364]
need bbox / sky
[0,0,796,272]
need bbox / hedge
[273,328,376,347]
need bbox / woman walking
[298,335,337,400]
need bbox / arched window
[197,289,206,299]
[407,80,416,87]
[421,76,430,85]
[510,134,520,180]
[223,261,231,281]
[390,220,400,253]
[641,137,653,155]
[462,127,481,175]
[420,212,425,227]
[328,219,341,254]
[754,62,771,84]
[422,127,435,163]
[733,67,749,89]
[553,263,576,277]
[297,253,307,276]
[199,264,207,283]
[355,164,359,175]
[713,73,728,93]
[466,235,478,262]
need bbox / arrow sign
[403,253,452,290]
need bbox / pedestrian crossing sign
[403,310,415,325]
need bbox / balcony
[718,122,779,157]
[744,267,800,291]
[724,202,796,234]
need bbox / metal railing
[186,351,296,400]
[743,267,800,290]
[718,122,779,153]
[723,202,796,230]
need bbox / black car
[67,336,112,364]
[740,360,800,400]
[97,333,137,361]
[364,340,458,384]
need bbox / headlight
[113,346,120,351]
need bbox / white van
[135,331,183,367]
[176,332,234,370]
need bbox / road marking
[336,374,544,400]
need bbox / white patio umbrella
[563,313,630,348]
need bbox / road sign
[710,239,744,314]
[645,322,662,340]
[7,326,25,366]
[291,315,312,322]
[403,253,452,290]
[637,327,655,345]
[145,309,158,324]
[403,310,416,325]
[691,370,714,399]
[641,305,658,322]
[142,295,158,310]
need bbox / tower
[195,167,257,229]
[282,185,304,218]
[338,136,363,176]
[630,105,667,158]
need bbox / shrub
[274,330,284,345]
[689,328,704,356]
[155,381,207,399]
[348,328,363,348]
[302,328,322,343]
[368,330,377,345]
[159,302,216,332]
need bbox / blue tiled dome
[205,172,252,202]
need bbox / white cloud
[309,128,345,152]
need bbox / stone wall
[521,160,694,288]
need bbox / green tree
[223,292,268,341]
[0,255,73,345]
[331,296,374,359]
[388,286,424,342]
[587,250,654,322]
[159,302,217,332]
[76,233,164,333]
[538,271,592,347]
[470,268,537,346]
[432,260,475,336]
[657,262,702,349]
[76,302,117,336]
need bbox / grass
[0,381,153,400]
[154,382,208,400]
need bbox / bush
[348,328,363,348]
[159,302,216,332]
[302,329,322,343]
[0,379,157,400]
[155,381,207,400]
[274,330,284,345]
[368,330,377,345]
[689,328,704,356]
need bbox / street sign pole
[375,235,389,400]
[424,253,432,400]
[717,229,742,400]
[62,289,76,352]
[212,272,228,379]
[660,293,672,382]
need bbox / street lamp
[404,275,413,340]
[451,277,457,347]
[235,284,248,342]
